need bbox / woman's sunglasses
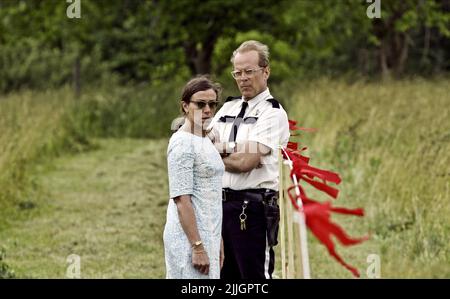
[190,100,219,109]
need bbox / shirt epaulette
[225,96,241,102]
[266,98,280,109]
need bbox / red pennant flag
[287,141,298,151]
[303,201,368,277]
[285,149,341,199]
[287,186,368,277]
[289,119,318,132]
[300,175,340,199]
[282,119,368,278]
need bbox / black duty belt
[222,188,277,203]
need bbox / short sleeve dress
[163,131,225,279]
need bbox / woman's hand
[192,246,210,275]
[174,197,210,275]
[206,127,218,143]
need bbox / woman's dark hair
[180,76,222,115]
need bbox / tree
[370,0,450,79]
[0,0,448,93]
[279,0,450,78]
[0,0,107,93]
[153,0,289,75]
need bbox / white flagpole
[278,150,287,279]
[280,146,311,279]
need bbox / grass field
[0,139,168,278]
[0,78,449,278]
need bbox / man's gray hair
[230,40,270,67]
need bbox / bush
[0,40,109,94]
[69,81,185,139]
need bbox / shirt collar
[242,88,271,109]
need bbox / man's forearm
[222,154,242,173]
[220,141,270,173]
[222,152,260,173]
[216,141,271,155]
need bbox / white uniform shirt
[210,88,290,191]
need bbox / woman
[163,76,224,279]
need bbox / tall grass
[285,78,450,277]
[71,81,183,139]
[0,80,184,225]
[0,88,81,226]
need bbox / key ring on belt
[239,200,249,230]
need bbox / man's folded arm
[222,141,271,173]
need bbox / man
[209,40,290,279]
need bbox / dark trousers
[221,199,275,279]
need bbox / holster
[262,191,280,247]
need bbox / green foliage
[0,0,449,92]
[371,0,450,76]
[280,0,374,76]
[0,39,108,93]
[69,81,184,139]
[153,0,288,73]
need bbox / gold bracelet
[192,240,202,248]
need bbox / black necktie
[228,101,248,142]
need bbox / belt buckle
[222,189,227,202]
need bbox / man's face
[232,50,270,100]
